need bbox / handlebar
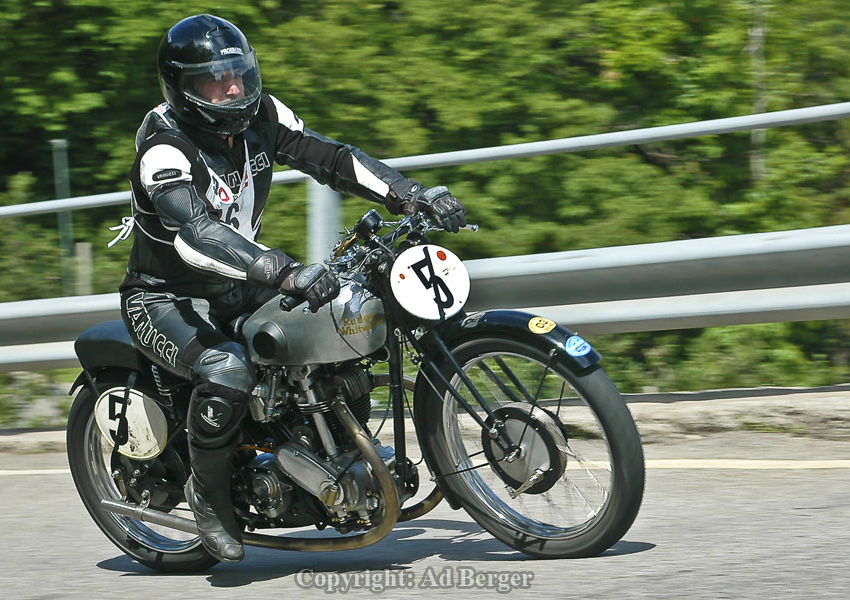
[327,210,478,277]
[279,294,305,312]
[378,212,478,244]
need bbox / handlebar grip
[279,295,304,312]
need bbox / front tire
[67,373,219,572]
[417,336,645,558]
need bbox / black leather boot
[185,441,245,563]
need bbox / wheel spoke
[515,360,553,447]
[493,356,536,403]
[81,390,201,553]
[440,348,619,541]
[446,461,495,477]
[476,360,523,405]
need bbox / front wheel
[417,336,644,558]
[67,372,219,572]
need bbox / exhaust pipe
[100,498,199,534]
[399,486,443,522]
[101,397,401,552]
[241,397,401,551]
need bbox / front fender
[439,309,601,372]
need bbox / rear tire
[418,336,644,558]
[67,373,219,572]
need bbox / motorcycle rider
[118,14,466,563]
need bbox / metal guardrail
[3,223,850,371]
[2,102,850,370]
[3,102,850,219]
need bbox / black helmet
[158,14,262,135]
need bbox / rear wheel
[67,373,218,572]
[419,336,644,558]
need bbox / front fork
[388,327,409,483]
[389,311,517,458]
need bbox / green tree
[0,174,62,301]
[2,0,850,391]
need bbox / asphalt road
[1,431,849,599]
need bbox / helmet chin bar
[185,103,256,136]
[157,14,261,136]
[196,107,217,124]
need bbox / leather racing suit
[120,92,423,382]
[117,93,433,561]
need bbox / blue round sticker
[565,335,592,357]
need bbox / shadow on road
[97,517,655,587]
[598,540,656,557]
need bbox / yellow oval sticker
[528,317,556,334]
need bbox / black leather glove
[247,250,340,312]
[388,180,467,233]
[278,263,340,313]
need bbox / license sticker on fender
[390,244,470,320]
[528,317,556,334]
[565,335,592,357]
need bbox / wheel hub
[481,402,568,495]
[119,445,187,511]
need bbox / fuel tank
[241,276,387,366]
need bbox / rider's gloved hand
[388,179,467,233]
[278,263,340,313]
[247,250,340,312]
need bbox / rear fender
[69,320,154,397]
[68,366,158,399]
[68,371,91,397]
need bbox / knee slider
[189,381,250,448]
[192,342,256,394]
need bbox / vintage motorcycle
[66,209,645,572]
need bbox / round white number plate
[390,244,470,320]
[94,387,168,460]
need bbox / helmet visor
[178,50,261,109]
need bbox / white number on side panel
[390,244,470,320]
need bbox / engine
[242,440,406,532]
[240,363,417,533]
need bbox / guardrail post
[75,242,92,296]
[307,179,342,264]
[50,139,74,296]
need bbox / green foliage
[596,320,850,393]
[0,174,63,301]
[2,0,850,393]
[0,369,77,428]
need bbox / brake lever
[424,222,479,233]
